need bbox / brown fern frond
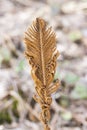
[24,18,60,130]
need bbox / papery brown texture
[24,18,60,130]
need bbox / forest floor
[0,0,87,130]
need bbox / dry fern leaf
[24,18,60,130]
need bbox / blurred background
[0,0,87,130]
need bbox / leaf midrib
[39,24,46,86]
